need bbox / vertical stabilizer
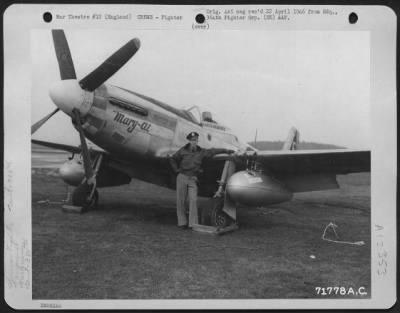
[282,127,300,150]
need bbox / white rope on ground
[322,222,365,246]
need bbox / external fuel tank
[226,171,293,206]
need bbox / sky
[31,29,370,149]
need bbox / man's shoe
[178,225,188,229]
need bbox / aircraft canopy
[184,105,230,129]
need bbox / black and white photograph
[4,4,396,310]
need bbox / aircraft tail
[282,127,300,150]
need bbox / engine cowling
[226,171,292,206]
[59,160,85,186]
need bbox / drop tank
[226,171,293,206]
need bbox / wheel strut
[205,159,238,227]
[70,153,103,210]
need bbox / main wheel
[72,183,99,210]
[211,198,232,228]
[201,197,233,228]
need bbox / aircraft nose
[48,80,94,116]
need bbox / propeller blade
[72,110,94,182]
[31,108,60,134]
[52,29,77,80]
[79,38,140,91]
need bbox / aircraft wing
[32,139,106,154]
[247,149,370,175]
[214,149,370,175]
[211,149,370,193]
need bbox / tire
[207,197,232,228]
[72,183,99,210]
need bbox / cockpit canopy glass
[183,105,229,128]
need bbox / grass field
[32,168,370,300]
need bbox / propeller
[52,29,77,80]
[72,109,94,184]
[32,29,140,200]
[79,38,140,91]
[31,30,76,134]
[31,108,59,134]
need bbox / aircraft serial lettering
[113,111,151,133]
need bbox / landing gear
[64,153,103,213]
[209,197,234,228]
[200,197,235,228]
[71,182,99,211]
[89,190,99,208]
[199,159,238,229]
[212,205,232,228]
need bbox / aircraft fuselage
[80,83,246,162]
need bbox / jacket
[170,144,228,177]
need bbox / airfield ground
[32,167,370,300]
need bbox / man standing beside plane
[170,132,234,229]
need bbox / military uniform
[170,132,233,228]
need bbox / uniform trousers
[176,173,198,227]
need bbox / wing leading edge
[32,139,106,154]
[253,149,370,175]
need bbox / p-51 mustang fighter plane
[32,30,370,227]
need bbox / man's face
[189,137,198,149]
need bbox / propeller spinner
[48,80,93,116]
